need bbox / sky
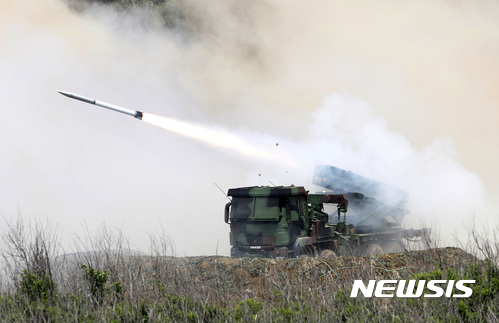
[1,0,498,255]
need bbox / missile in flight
[58,91,143,120]
[58,90,294,164]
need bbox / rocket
[58,91,143,120]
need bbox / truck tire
[382,241,404,254]
[320,249,337,258]
[292,237,314,258]
[292,244,315,258]
[364,243,384,256]
[292,243,303,258]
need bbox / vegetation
[0,216,497,322]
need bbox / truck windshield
[230,197,280,221]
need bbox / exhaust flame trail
[142,113,292,164]
[58,90,296,165]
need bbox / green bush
[81,263,109,304]
[19,269,56,303]
[80,263,123,306]
[452,259,499,321]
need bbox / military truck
[224,165,429,258]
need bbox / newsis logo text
[350,280,476,298]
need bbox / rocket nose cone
[58,90,72,98]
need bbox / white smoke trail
[141,113,296,166]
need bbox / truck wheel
[300,246,316,258]
[320,249,336,258]
[364,243,384,256]
[292,244,302,258]
[382,241,404,254]
[293,244,315,258]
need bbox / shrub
[19,269,56,303]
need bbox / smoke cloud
[1,0,497,255]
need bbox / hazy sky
[1,0,498,255]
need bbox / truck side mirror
[224,202,232,223]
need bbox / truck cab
[225,186,348,258]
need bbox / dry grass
[0,215,497,322]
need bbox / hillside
[2,225,498,322]
[134,247,479,306]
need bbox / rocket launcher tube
[58,91,143,120]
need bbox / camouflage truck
[224,166,430,258]
[224,186,350,258]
